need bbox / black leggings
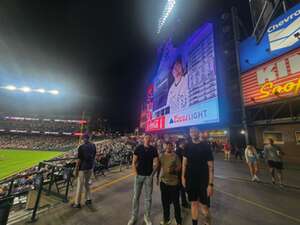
[160,182,182,224]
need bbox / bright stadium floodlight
[5,85,17,91]
[36,88,46,93]
[157,0,176,34]
[2,85,60,95]
[20,86,31,92]
[49,90,59,95]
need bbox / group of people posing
[128,127,214,225]
[72,130,285,225]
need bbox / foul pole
[78,111,85,145]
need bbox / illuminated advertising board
[143,23,219,132]
[241,48,300,106]
[240,3,300,73]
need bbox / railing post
[63,168,72,203]
[0,196,14,225]
[7,180,14,196]
[47,166,55,195]
[30,174,43,223]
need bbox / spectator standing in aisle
[127,134,159,225]
[264,138,285,186]
[182,127,214,225]
[72,133,96,208]
[157,142,182,225]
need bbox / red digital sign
[146,116,166,132]
[241,48,300,106]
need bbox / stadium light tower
[5,85,17,91]
[20,86,31,92]
[1,85,60,95]
[48,90,59,95]
[36,88,46,93]
[157,0,176,34]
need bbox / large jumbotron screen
[142,23,219,132]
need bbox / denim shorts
[248,156,257,164]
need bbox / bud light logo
[169,110,207,124]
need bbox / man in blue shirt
[72,133,96,208]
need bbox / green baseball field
[0,149,63,181]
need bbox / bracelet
[209,183,214,187]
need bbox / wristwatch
[209,183,214,187]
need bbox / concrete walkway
[13,154,300,225]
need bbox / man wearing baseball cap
[72,133,96,208]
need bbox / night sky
[0,0,251,131]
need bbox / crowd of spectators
[0,136,137,200]
[92,138,135,169]
[0,134,79,151]
[0,119,85,133]
[0,134,189,201]
[0,166,38,199]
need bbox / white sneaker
[254,175,260,182]
[144,216,152,225]
[251,176,255,182]
[127,217,137,225]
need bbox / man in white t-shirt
[166,58,189,114]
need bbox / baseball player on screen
[166,57,189,114]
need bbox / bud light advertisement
[143,23,220,131]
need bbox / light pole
[231,7,250,145]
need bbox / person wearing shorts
[264,138,284,186]
[182,128,214,225]
[244,145,260,182]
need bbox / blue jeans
[131,175,153,219]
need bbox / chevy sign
[240,3,300,73]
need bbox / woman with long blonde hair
[245,145,260,182]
